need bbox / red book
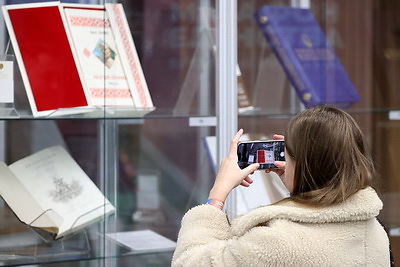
[3,3,90,117]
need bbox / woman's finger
[243,176,253,184]
[273,134,284,140]
[274,160,286,169]
[240,176,254,187]
[240,180,250,187]
[228,129,243,158]
[243,163,259,175]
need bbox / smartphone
[237,140,285,170]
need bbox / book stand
[0,207,94,263]
[173,28,215,116]
[0,227,90,263]
[173,25,254,116]
[0,200,115,263]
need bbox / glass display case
[0,0,399,266]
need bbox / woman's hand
[208,129,259,202]
[266,134,286,179]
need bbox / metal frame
[216,0,237,219]
[0,0,7,165]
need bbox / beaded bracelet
[206,198,224,210]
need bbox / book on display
[254,6,360,107]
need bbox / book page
[106,230,176,253]
[8,146,115,239]
[0,162,56,231]
[63,7,135,107]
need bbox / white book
[106,230,176,253]
[62,4,135,107]
[0,146,115,240]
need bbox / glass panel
[115,0,217,117]
[115,118,215,262]
[1,120,106,265]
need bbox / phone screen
[237,140,285,170]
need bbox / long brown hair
[284,106,375,206]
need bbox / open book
[2,2,154,117]
[0,146,115,240]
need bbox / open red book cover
[3,2,90,117]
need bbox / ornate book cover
[0,146,115,240]
[254,6,360,108]
[63,5,135,108]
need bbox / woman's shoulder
[231,187,382,236]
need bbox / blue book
[254,6,360,108]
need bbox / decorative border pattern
[112,4,149,107]
[68,16,111,28]
[90,88,132,98]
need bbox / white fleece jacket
[172,187,390,266]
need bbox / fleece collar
[231,187,382,236]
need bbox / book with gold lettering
[254,6,360,108]
[0,146,115,240]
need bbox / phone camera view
[237,141,285,170]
